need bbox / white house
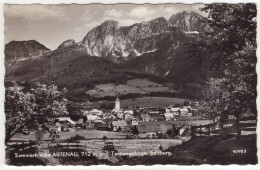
[124,113,133,120]
[89,109,103,116]
[171,107,180,115]
[56,117,76,126]
[124,110,134,115]
[87,114,98,121]
[180,108,189,114]
[165,108,171,113]
[164,112,174,121]
[131,119,139,126]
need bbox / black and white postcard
[1,0,259,167]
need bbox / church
[111,95,123,118]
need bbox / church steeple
[115,94,120,110]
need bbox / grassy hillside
[114,135,257,165]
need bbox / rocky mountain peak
[169,10,207,33]
[58,39,76,49]
[5,40,50,63]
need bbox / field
[11,129,131,141]
[120,97,187,108]
[86,78,177,98]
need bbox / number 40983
[233,149,247,154]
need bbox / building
[89,109,103,116]
[132,122,174,138]
[140,113,150,122]
[164,112,174,121]
[131,119,139,126]
[124,113,133,120]
[87,114,98,121]
[55,117,76,126]
[180,108,189,116]
[170,107,181,115]
[147,107,160,114]
[94,122,109,131]
[149,114,165,121]
[132,124,157,138]
[115,95,120,110]
[55,122,62,132]
[124,110,134,115]
[110,120,128,132]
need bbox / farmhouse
[86,114,98,121]
[124,113,133,121]
[54,121,74,132]
[170,107,181,115]
[94,122,109,131]
[132,124,157,138]
[149,114,165,121]
[140,113,150,122]
[180,108,190,116]
[164,112,174,121]
[124,110,134,115]
[147,107,160,114]
[131,119,139,126]
[110,120,128,132]
[132,122,174,138]
[89,109,103,116]
[55,117,76,126]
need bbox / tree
[31,83,69,128]
[5,82,68,143]
[102,135,108,141]
[197,4,257,131]
[5,82,36,144]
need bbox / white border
[0,0,259,170]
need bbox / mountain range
[5,10,208,101]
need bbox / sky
[4,4,206,50]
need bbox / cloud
[102,6,160,26]
[104,9,124,19]
[127,6,157,19]
[4,5,67,21]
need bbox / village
[44,96,213,140]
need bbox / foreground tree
[5,82,36,144]
[197,4,257,127]
[5,82,68,143]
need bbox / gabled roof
[56,117,76,125]
[112,120,128,127]
[135,122,173,133]
[135,124,157,133]
[149,114,165,120]
[95,122,109,128]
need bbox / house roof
[112,120,128,127]
[95,122,109,128]
[149,114,165,120]
[76,118,84,124]
[135,124,158,133]
[171,108,180,112]
[56,117,76,125]
[135,122,173,133]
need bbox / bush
[66,134,86,142]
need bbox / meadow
[86,78,177,98]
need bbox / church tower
[115,94,120,110]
